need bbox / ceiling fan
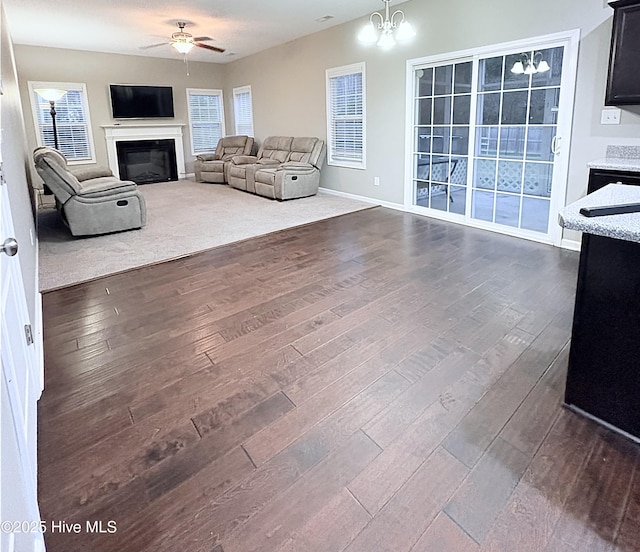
[142,21,225,55]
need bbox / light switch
[601,108,621,125]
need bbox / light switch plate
[601,108,621,125]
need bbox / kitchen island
[559,183,640,443]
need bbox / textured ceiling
[3,0,406,63]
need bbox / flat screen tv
[109,84,174,119]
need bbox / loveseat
[228,136,326,200]
[194,135,254,184]
[33,147,146,237]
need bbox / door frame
[404,29,581,246]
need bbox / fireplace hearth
[116,139,178,184]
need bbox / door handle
[1,237,18,256]
[551,135,561,155]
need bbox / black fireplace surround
[116,139,178,184]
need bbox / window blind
[32,85,93,161]
[187,90,224,154]
[326,64,365,168]
[233,87,254,136]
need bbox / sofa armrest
[278,162,316,171]
[70,166,114,181]
[257,158,282,167]
[232,155,258,165]
[196,153,219,162]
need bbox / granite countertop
[588,145,640,172]
[559,183,640,244]
[587,157,640,172]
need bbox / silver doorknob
[1,238,18,256]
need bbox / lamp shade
[34,88,67,102]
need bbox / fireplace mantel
[102,124,186,180]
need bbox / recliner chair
[33,147,147,237]
[194,135,255,184]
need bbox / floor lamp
[34,88,67,194]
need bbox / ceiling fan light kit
[143,21,225,56]
[171,23,196,54]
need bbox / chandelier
[511,51,550,75]
[357,0,416,50]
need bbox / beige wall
[14,46,225,179]
[14,0,640,244]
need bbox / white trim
[408,29,582,68]
[560,237,581,251]
[326,62,366,170]
[186,88,225,157]
[232,85,254,137]
[318,187,404,211]
[320,186,582,250]
[404,29,581,247]
[27,80,96,164]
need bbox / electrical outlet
[601,108,621,125]
[373,176,380,186]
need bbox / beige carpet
[38,180,374,291]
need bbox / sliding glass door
[407,32,579,244]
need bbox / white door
[406,30,580,246]
[1,157,45,550]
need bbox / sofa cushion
[260,136,293,163]
[199,161,225,174]
[255,168,277,186]
[289,137,319,164]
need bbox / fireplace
[102,124,186,181]
[116,139,178,184]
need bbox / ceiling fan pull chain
[185,54,190,76]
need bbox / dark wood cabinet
[565,233,640,441]
[588,167,640,193]
[606,0,640,105]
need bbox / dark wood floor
[39,207,640,552]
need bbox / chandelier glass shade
[358,0,416,50]
[511,52,551,75]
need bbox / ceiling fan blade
[193,36,212,42]
[195,42,225,53]
[140,42,169,50]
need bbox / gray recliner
[33,147,146,237]
[194,135,255,183]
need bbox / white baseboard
[321,187,582,252]
[318,187,405,211]
[560,238,581,251]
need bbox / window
[326,62,366,169]
[186,88,225,155]
[233,86,254,136]
[28,81,95,163]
